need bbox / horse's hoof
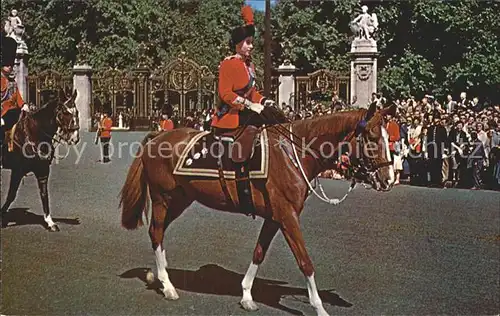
[145,269,155,285]
[240,300,259,311]
[163,288,179,300]
[316,308,330,316]
[48,225,60,232]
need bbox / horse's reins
[10,101,77,161]
[243,107,358,205]
[240,108,306,150]
[256,108,392,204]
[288,123,357,205]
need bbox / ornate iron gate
[294,69,350,111]
[150,52,216,118]
[27,70,73,109]
[91,52,217,130]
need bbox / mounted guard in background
[1,31,29,148]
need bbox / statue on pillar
[350,5,378,41]
[4,9,22,37]
[76,39,91,65]
[280,39,292,66]
[4,9,28,53]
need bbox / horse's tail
[120,155,149,230]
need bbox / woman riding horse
[211,5,279,135]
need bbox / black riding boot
[234,162,255,216]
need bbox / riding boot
[234,162,255,217]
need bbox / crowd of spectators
[149,92,499,191]
[291,92,500,191]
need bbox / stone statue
[4,9,22,37]
[4,9,28,53]
[350,5,378,40]
[280,39,292,65]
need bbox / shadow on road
[1,208,81,229]
[119,264,352,315]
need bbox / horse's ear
[58,88,67,102]
[365,101,377,121]
[380,104,397,117]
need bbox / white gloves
[248,102,264,114]
[263,99,275,107]
[21,104,29,112]
[1,118,4,127]
[234,96,273,114]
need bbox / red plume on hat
[230,5,255,48]
[241,5,254,26]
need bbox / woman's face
[236,37,253,57]
[2,65,13,76]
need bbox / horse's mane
[291,110,367,139]
[30,99,59,120]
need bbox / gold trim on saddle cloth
[173,129,269,179]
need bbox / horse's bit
[350,122,393,183]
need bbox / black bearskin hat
[230,6,255,48]
[1,33,18,67]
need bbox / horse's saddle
[173,126,270,217]
[173,126,269,180]
[214,126,260,163]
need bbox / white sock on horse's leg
[306,273,329,316]
[154,245,179,300]
[240,262,259,311]
[44,214,55,227]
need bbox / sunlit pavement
[2,132,499,315]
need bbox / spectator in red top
[99,111,113,163]
[159,114,174,132]
[385,114,401,183]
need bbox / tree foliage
[272,0,357,73]
[2,0,498,101]
[1,0,245,73]
[373,0,500,100]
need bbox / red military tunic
[1,74,25,117]
[211,56,265,129]
[100,117,113,138]
[160,118,174,131]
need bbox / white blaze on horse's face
[58,101,80,145]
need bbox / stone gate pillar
[348,39,378,108]
[277,61,296,109]
[11,22,29,101]
[72,40,92,131]
[15,49,28,102]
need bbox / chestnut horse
[120,102,396,315]
[1,89,80,231]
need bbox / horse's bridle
[53,100,79,144]
[18,100,79,161]
[348,119,393,181]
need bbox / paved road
[1,132,499,315]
